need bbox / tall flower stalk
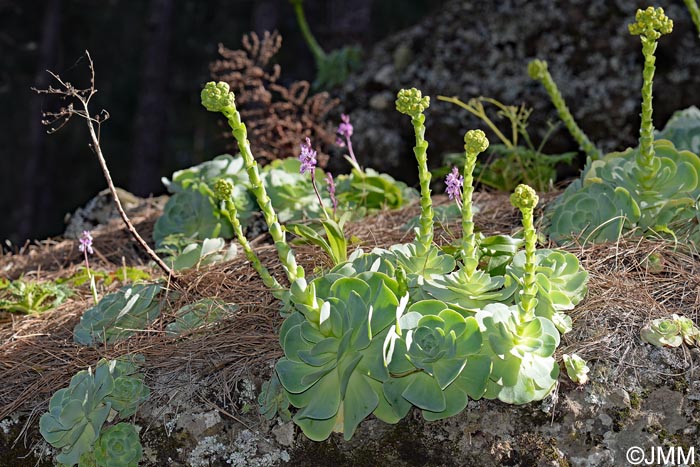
[201,82,304,283]
[336,114,361,171]
[78,230,99,304]
[528,59,602,162]
[510,184,539,321]
[628,6,673,184]
[396,88,433,254]
[299,137,330,220]
[214,179,285,299]
[684,0,700,38]
[461,130,489,276]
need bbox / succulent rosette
[382,300,489,421]
[506,249,588,332]
[93,423,143,467]
[275,271,402,441]
[563,353,590,385]
[475,303,561,404]
[39,365,114,466]
[640,317,683,347]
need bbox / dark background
[0,0,445,245]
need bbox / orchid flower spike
[299,137,318,175]
[79,230,94,255]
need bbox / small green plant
[164,237,238,271]
[289,0,361,89]
[437,96,576,192]
[73,283,162,345]
[539,7,700,246]
[59,266,151,288]
[39,357,149,466]
[165,298,236,336]
[656,106,700,155]
[0,278,72,314]
[93,423,142,467]
[562,353,590,385]
[641,314,700,347]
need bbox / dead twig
[32,51,174,279]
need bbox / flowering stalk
[78,230,99,304]
[336,114,361,172]
[201,82,304,283]
[629,7,673,185]
[684,0,700,38]
[528,59,602,162]
[396,88,434,254]
[299,137,330,220]
[510,184,539,321]
[445,167,463,209]
[461,130,489,276]
[326,172,338,218]
[214,179,285,299]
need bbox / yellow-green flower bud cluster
[628,6,673,40]
[510,184,539,211]
[214,179,234,201]
[395,88,430,119]
[201,81,235,113]
[464,129,489,155]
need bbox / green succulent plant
[422,268,515,314]
[334,168,416,216]
[674,314,700,345]
[656,106,700,155]
[562,353,590,385]
[506,249,588,332]
[258,373,292,422]
[263,158,329,223]
[39,365,114,466]
[382,300,489,421]
[641,314,700,348]
[165,298,235,336]
[382,243,456,288]
[153,188,233,247]
[40,357,149,466]
[539,8,700,245]
[475,303,561,404]
[165,237,238,271]
[104,374,150,419]
[93,423,142,467]
[641,317,683,347]
[73,283,162,346]
[275,272,402,441]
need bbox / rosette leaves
[73,283,162,346]
[382,300,489,421]
[275,272,401,441]
[563,353,590,385]
[476,303,561,404]
[506,249,588,332]
[422,268,515,314]
[39,365,113,466]
[656,106,700,155]
[165,298,235,337]
[640,315,700,347]
[93,423,143,467]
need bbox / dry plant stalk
[33,51,174,278]
[210,31,339,166]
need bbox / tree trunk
[17,0,61,243]
[128,0,174,196]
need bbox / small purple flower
[79,230,94,255]
[326,172,338,214]
[337,114,353,140]
[299,137,317,174]
[445,167,464,206]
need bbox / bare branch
[32,51,175,279]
